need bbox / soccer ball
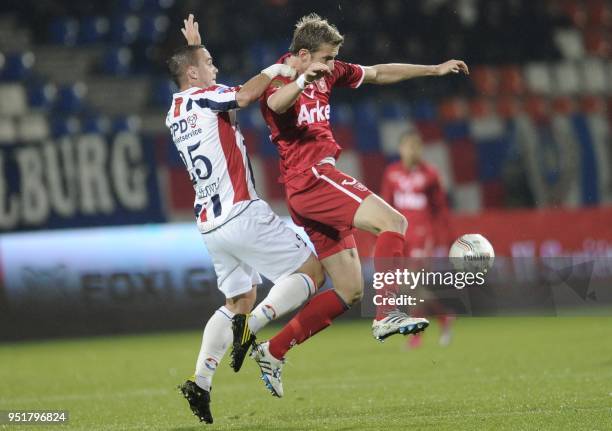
[449,234,495,272]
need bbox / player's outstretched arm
[236,64,296,108]
[267,62,330,114]
[362,59,469,85]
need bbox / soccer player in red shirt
[380,130,455,348]
[249,14,468,396]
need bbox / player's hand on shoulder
[304,62,331,83]
[435,59,469,76]
[181,13,202,46]
[261,64,297,80]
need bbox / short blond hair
[289,13,344,54]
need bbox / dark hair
[167,45,206,86]
[289,13,344,54]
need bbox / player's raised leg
[266,246,362,358]
[353,194,429,341]
[230,253,324,372]
[227,201,326,372]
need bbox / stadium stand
[0,0,610,221]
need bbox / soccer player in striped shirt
[169,15,325,423]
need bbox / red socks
[374,231,406,321]
[268,289,348,359]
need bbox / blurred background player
[169,15,324,423]
[380,129,455,348]
[250,13,468,396]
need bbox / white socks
[247,273,315,334]
[193,273,315,391]
[194,306,234,391]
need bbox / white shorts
[201,200,312,299]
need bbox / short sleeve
[331,60,365,89]
[262,76,292,103]
[189,85,240,112]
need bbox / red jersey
[260,54,365,182]
[380,161,453,248]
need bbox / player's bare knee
[381,210,407,235]
[225,287,256,314]
[311,262,326,289]
[334,277,363,305]
[394,212,408,234]
[296,254,326,289]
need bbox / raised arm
[362,59,469,85]
[181,14,201,45]
[180,14,295,108]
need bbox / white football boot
[372,310,429,342]
[251,341,284,398]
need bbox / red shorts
[285,164,373,259]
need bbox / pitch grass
[0,317,610,430]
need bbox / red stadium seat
[439,98,468,122]
[498,66,526,96]
[552,97,575,115]
[449,138,478,184]
[523,96,550,122]
[414,120,443,143]
[583,29,610,57]
[496,97,520,119]
[471,66,498,96]
[333,125,357,150]
[241,127,261,155]
[579,95,605,114]
[469,98,493,119]
[168,167,195,212]
[263,157,285,200]
[586,0,611,27]
[358,152,387,194]
[482,181,506,209]
[562,0,587,27]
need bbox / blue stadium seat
[113,115,142,133]
[259,133,279,157]
[50,115,81,137]
[116,0,163,13]
[1,51,35,81]
[49,18,79,46]
[103,46,133,75]
[151,79,177,108]
[443,121,470,140]
[330,104,354,126]
[475,137,511,181]
[140,15,169,43]
[248,43,280,70]
[354,102,380,152]
[82,114,111,135]
[410,100,437,121]
[28,81,58,110]
[78,16,110,44]
[110,15,140,44]
[237,106,263,129]
[380,101,409,120]
[55,83,88,113]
